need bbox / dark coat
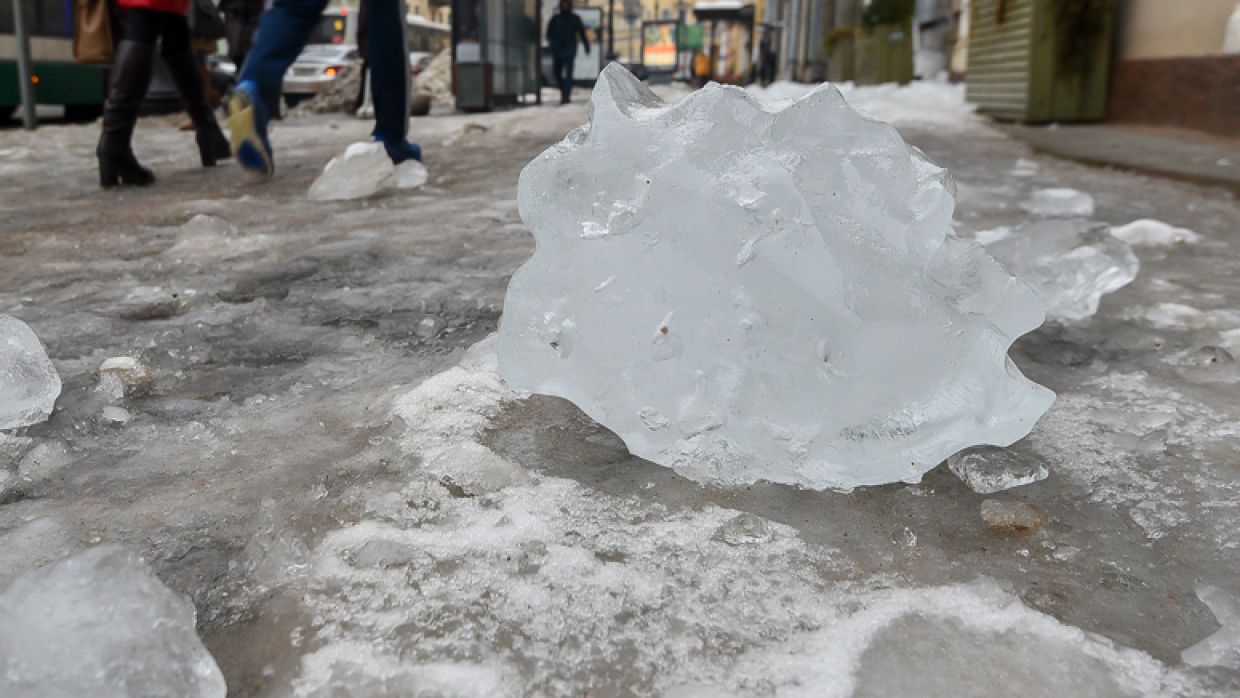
[547,9,588,57]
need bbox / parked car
[283,44,359,106]
[409,51,435,76]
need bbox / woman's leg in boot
[97,9,160,187]
[161,17,230,166]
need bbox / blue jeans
[239,0,409,142]
[552,51,575,102]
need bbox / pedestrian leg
[363,0,411,148]
[97,9,162,187]
[228,0,329,176]
[161,17,231,166]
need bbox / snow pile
[0,315,61,430]
[1021,187,1096,217]
[414,49,453,108]
[308,142,428,201]
[1110,218,1201,246]
[747,78,979,131]
[290,60,364,115]
[0,545,226,698]
[731,580,1166,697]
[500,65,1054,489]
[985,220,1139,322]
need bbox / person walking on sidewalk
[227,0,421,178]
[96,1,231,187]
[546,0,589,105]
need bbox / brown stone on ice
[980,499,1045,532]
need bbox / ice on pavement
[1111,218,1202,246]
[948,446,1049,493]
[1022,187,1096,217]
[983,220,1139,322]
[308,142,428,201]
[0,315,61,430]
[309,142,395,201]
[284,339,1166,697]
[1183,586,1240,668]
[0,544,226,698]
[500,65,1054,489]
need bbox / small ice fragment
[17,441,72,484]
[1021,188,1095,217]
[0,545,227,698]
[948,446,1048,494]
[984,220,1138,322]
[972,226,1012,245]
[98,356,152,403]
[386,159,429,189]
[416,316,444,339]
[100,405,133,425]
[498,65,1054,489]
[1010,158,1039,177]
[980,499,1045,532]
[0,315,61,430]
[308,141,395,201]
[713,513,775,546]
[1109,218,1201,246]
[1182,585,1240,668]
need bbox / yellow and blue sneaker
[227,80,274,178]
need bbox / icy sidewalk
[0,76,1238,696]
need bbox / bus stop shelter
[451,0,542,111]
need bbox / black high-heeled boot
[163,46,232,167]
[97,40,157,188]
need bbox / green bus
[1,0,108,122]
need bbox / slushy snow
[0,315,61,430]
[0,545,226,698]
[499,65,1054,489]
[984,220,1139,322]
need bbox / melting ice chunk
[308,141,394,201]
[0,545,226,698]
[984,220,1139,322]
[498,65,1055,489]
[1110,218,1201,246]
[0,315,61,430]
[1021,187,1095,217]
[309,142,427,201]
[948,446,1048,494]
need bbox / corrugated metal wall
[965,0,1034,118]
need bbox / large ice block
[0,315,61,430]
[498,65,1055,489]
[0,545,226,698]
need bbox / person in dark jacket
[546,0,589,104]
[96,0,231,187]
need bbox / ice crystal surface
[0,545,226,698]
[499,66,1054,488]
[0,315,60,430]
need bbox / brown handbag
[73,0,115,65]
